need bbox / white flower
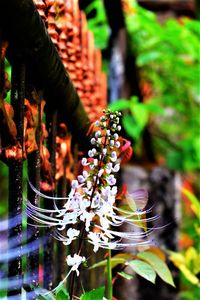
[107,174,116,186]
[101,186,111,197]
[100,216,109,230]
[106,162,113,174]
[110,140,114,146]
[90,138,96,145]
[88,232,101,252]
[87,180,92,190]
[91,193,101,208]
[95,120,100,126]
[93,159,98,166]
[27,110,153,264]
[80,199,90,211]
[83,170,89,178]
[71,180,78,189]
[106,129,110,136]
[111,186,118,196]
[67,228,80,239]
[102,148,107,155]
[78,175,85,183]
[113,133,119,140]
[112,163,120,172]
[63,228,80,245]
[66,254,86,276]
[111,151,117,162]
[98,169,104,177]
[95,130,101,139]
[82,157,89,166]
[112,123,117,129]
[88,148,96,157]
[89,163,95,170]
[61,212,78,228]
[115,141,120,148]
[80,211,94,231]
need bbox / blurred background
[0,0,199,299]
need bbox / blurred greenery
[84,0,109,49]
[0,161,8,216]
[120,1,200,171]
[169,189,200,298]
[0,1,200,299]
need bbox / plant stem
[107,248,113,300]
[69,225,86,300]
[69,119,111,299]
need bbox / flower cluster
[27,110,156,277]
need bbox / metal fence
[0,0,107,298]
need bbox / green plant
[37,285,105,300]
[27,110,175,300]
[168,187,200,299]
[84,0,109,50]
[90,247,175,287]
[115,0,200,171]
[109,95,164,142]
[169,189,200,295]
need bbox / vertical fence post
[26,94,41,298]
[8,62,25,299]
[56,146,68,285]
[43,111,57,290]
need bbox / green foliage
[0,161,8,216]
[37,286,105,300]
[109,96,163,141]
[5,58,11,103]
[169,249,200,286]
[37,292,56,300]
[84,0,109,49]
[117,271,134,280]
[81,286,105,300]
[169,190,200,290]
[128,259,156,284]
[55,284,70,300]
[119,1,200,171]
[181,188,200,217]
[137,251,175,287]
[90,248,175,287]
[89,253,130,270]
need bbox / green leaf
[137,51,161,66]
[126,195,137,211]
[129,103,149,130]
[36,289,56,300]
[37,293,56,300]
[169,251,200,286]
[144,102,164,114]
[81,286,105,300]
[89,253,131,270]
[56,284,70,300]
[128,259,156,284]
[117,271,134,280]
[137,251,175,287]
[89,257,125,269]
[109,99,130,111]
[122,115,142,140]
[181,188,200,217]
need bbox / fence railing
[0,0,107,298]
